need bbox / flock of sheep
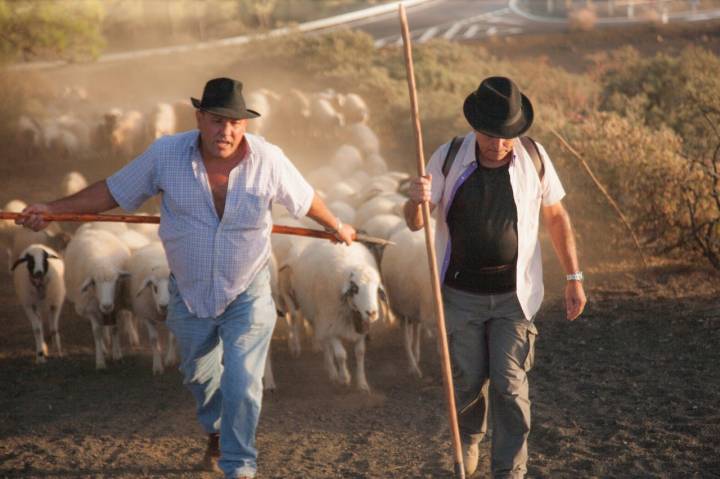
[3,87,440,393]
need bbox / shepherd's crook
[0,212,393,246]
[398,5,465,478]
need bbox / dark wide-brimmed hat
[191,77,260,120]
[463,76,533,139]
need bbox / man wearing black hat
[403,76,586,478]
[17,77,355,479]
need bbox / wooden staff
[398,5,464,479]
[0,212,394,246]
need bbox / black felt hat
[463,76,533,139]
[191,77,260,120]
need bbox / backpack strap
[520,135,544,182]
[441,136,464,177]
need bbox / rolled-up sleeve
[273,149,314,218]
[106,143,160,212]
[537,142,566,206]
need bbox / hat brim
[191,97,261,120]
[463,93,534,139]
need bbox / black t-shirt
[445,156,518,294]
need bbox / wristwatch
[566,271,584,282]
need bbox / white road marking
[418,26,439,43]
[443,22,464,40]
[463,25,480,39]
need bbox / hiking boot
[462,441,479,477]
[201,432,221,473]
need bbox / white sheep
[380,224,436,378]
[148,102,176,139]
[172,100,197,133]
[246,88,280,137]
[110,110,147,158]
[11,244,66,363]
[365,153,389,176]
[345,123,380,156]
[126,242,175,375]
[327,200,356,225]
[359,214,404,242]
[305,166,343,193]
[353,193,407,229]
[310,96,345,136]
[60,171,88,197]
[340,93,370,124]
[16,115,43,157]
[64,229,132,369]
[331,144,363,176]
[286,241,385,391]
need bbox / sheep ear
[342,275,359,300]
[80,277,95,293]
[378,286,387,303]
[11,256,29,271]
[135,278,153,297]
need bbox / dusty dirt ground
[2,18,720,479]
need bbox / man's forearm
[403,200,424,231]
[305,193,341,231]
[48,180,119,214]
[546,210,580,274]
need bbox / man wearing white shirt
[404,76,586,478]
[18,77,355,479]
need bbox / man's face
[474,130,514,163]
[196,110,248,160]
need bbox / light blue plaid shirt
[107,131,314,318]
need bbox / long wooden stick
[549,128,649,268]
[398,5,464,479]
[0,212,394,246]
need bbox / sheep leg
[110,323,122,361]
[404,318,423,378]
[263,347,276,391]
[89,316,107,370]
[23,305,47,364]
[323,340,339,383]
[121,310,140,348]
[413,322,422,368]
[164,331,178,367]
[286,312,302,358]
[354,337,370,392]
[330,337,350,386]
[49,304,63,357]
[144,318,163,375]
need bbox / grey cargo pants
[443,286,538,479]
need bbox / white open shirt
[428,132,566,320]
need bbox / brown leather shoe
[201,433,221,473]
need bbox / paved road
[347,0,532,47]
[341,0,720,47]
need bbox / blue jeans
[166,266,276,479]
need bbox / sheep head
[136,270,170,317]
[81,270,130,315]
[341,270,383,335]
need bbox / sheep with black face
[11,244,66,363]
